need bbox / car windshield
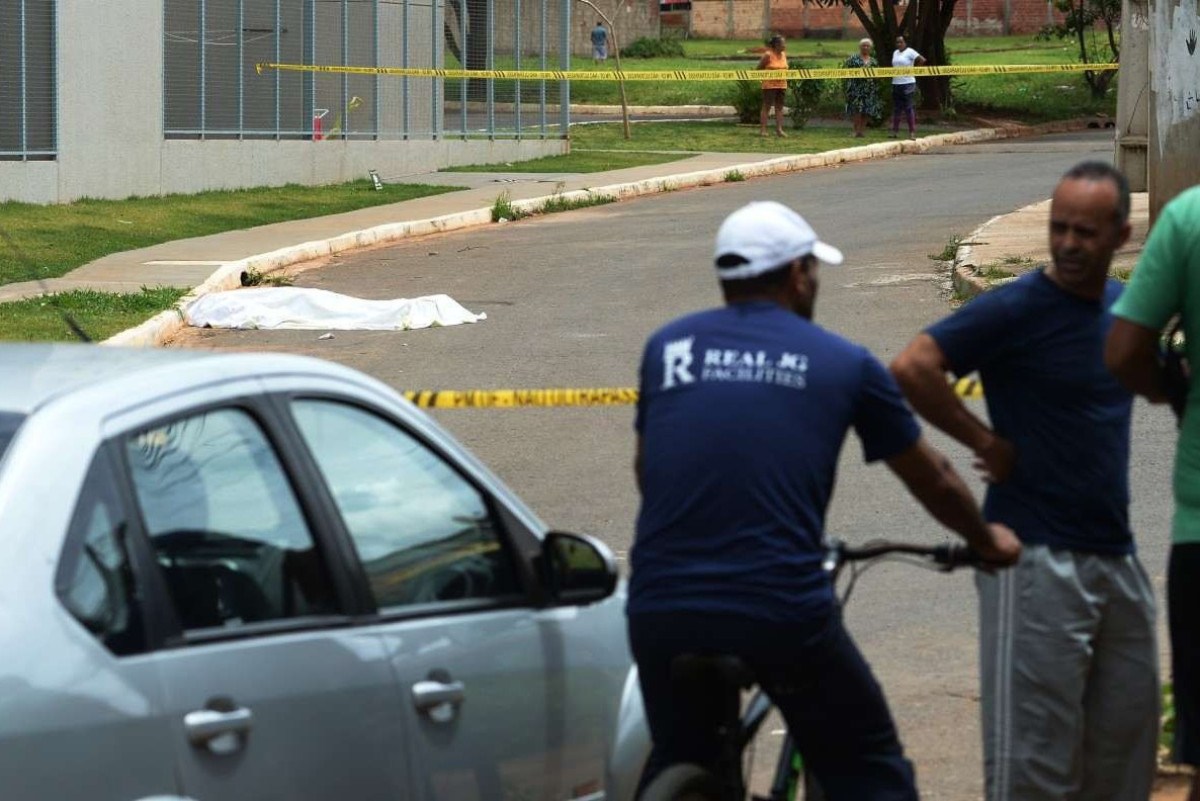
[0,412,25,463]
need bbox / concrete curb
[952,196,1051,299]
[948,116,1111,300]
[104,117,1098,347]
[103,208,491,346]
[572,103,737,116]
[447,102,738,116]
[951,211,1007,300]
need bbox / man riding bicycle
[628,201,1021,800]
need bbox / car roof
[0,344,220,413]
[0,343,333,414]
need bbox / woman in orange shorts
[758,35,788,137]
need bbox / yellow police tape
[402,378,982,409]
[256,62,1117,82]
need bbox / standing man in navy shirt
[629,200,1020,800]
[891,162,1158,801]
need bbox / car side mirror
[540,531,619,606]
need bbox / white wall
[0,0,566,204]
[1148,0,1200,218]
[1113,0,1150,191]
[0,162,58,205]
[158,138,563,194]
[55,0,165,200]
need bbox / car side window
[291,399,521,611]
[55,453,145,656]
[124,408,338,633]
[0,411,24,464]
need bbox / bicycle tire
[640,764,726,801]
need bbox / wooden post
[575,0,632,140]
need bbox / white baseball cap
[714,201,844,280]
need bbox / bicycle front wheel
[639,763,726,801]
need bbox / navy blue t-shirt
[926,270,1133,554]
[628,301,921,622]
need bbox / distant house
[691,0,1066,39]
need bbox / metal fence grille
[164,0,570,140]
[0,0,56,160]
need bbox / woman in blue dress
[843,38,882,137]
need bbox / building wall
[771,3,855,38]
[56,0,164,201]
[0,162,57,204]
[692,0,768,38]
[488,0,660,58]
[1148,0,1200,219]
[692,0,1065,39]
[572,0,660,56]
[158,138,564,194]
[1,0,567,204]
[949,0,1060,34]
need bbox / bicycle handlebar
[821,538,986,574]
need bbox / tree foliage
[621,37,686,58]
[807,0,958,111]
[1036,0,1121,98]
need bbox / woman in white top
[890,36,926,139]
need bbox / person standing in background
[889,36,925,140]
[844,38,882,138]
[758,34,789,138]
[591,21,609,64]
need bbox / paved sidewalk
[953,191,1150,297]
[0,115,1098,345]
[0,151,770,304]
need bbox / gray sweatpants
[977,544,1158,801]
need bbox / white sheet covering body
[185,287,487,331]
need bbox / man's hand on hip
[973,434,1015,484]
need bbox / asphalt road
[176,129,1177,799]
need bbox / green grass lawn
[451,35,1116,120]
[947,42,1117,121]
[0,179,461,288]
[569,119,960,154]
[0,287,188,342]
[445,149,689,173]
[677,35,1069,58]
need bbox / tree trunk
[465,0,489,101]
[912,0,956,111]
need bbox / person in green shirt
[1106,184,1200,801]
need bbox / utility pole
[1113,0,1149,191]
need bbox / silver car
[0,344,649,801]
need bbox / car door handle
[412,679,465,717]
[184,707,254,748]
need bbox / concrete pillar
[57,0,164,200]
[1148,0,1200,220]
[1114,0,1150,191]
